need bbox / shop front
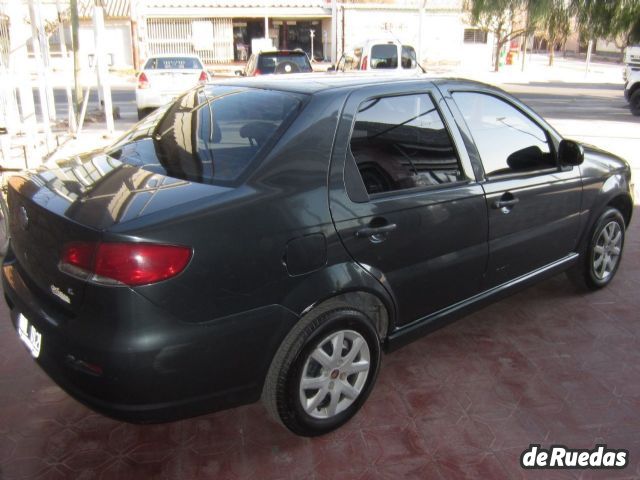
[141,2,332,64]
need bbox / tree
[469,0,529,71]
[538,0,571,65]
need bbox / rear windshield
[370,44,398,69]
[257,52,312,74]
[144,57,203,70]
[107,86,305,185]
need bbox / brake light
[253,69,262,76]
[361,56,368,70]
[198,70,208,83]
[60,242,192,286]
[137,72,150,89]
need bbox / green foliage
[571,0,640,45]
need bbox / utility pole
[6,0,38,166]
[56,0,75,132]
[331,0,337,62]
[130,0,140,70]
[309,29,315,61]
[70,0,82,117]
[521,0,530,72]
[585,38,593,76]
[27,0,53,152]
[36,0,56,121]
[93,0,114,134]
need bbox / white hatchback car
[135,54,210,119]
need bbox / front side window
[453,92,555,177]
[370,44,398,69]
[349,94,463,196]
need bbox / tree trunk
[548,39,555,66]
[494,26,503,72]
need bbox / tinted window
[350,94,463,196]
[144,57,203,70]
[401,46,417,69]
[453,92,555,177]
[108,86,304,185]
[257,52,312,74]
[370,44,398,69]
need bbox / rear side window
[401,46,417,69]
[453,92,555,177]
[144,57,203,70]
[257,53,312,74]
[349,94,463,196]
[370,44,398,69]
[108,86,304,185]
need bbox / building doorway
[233,19,265,60]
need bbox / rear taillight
[253,69,262,76]
[59,242,192,286]
[137,72,150,89]
[361,56,368,70]
[198,70,209,83]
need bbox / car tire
[262,302,381,436]
[630,90,640,116]
[137,108,150,120]
[0,194,9,257]
[568,207,626,290]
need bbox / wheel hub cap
[593,221,622,281]
[298,329,371,419]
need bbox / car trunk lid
[6,155,227,312]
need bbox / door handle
[355,223,397,239]
[492,198,519,209]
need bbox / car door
[443,87,582,287]
[329,83,488,326]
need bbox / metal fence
[146,17,234,64]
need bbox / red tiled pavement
[1,208,639,480]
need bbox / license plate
[17,314,42,358]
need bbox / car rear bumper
[2,253,298,422]
[135,89,183,110]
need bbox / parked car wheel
[0,195,9,257]
[262,303,381,436]
[569,208,625,290]
[630,90,640,116]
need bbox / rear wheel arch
[300,290,392,341]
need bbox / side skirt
[385,253,580,352]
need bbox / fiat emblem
[18,206,29,230]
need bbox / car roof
[145,54,203,60]
[208,73,492,95]
[258,50,308,55]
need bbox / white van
[623,45,640,81]
[329,40,421,73]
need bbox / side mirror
[558,139,584,166]
[327,64,336,72]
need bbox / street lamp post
[310,29,315,61]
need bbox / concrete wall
[339,4,467,67]
[79,21,133,70]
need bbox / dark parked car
[3,76,633,437]
[237,50,313,76]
